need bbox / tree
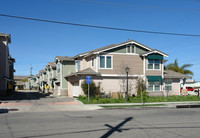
[118,62,134,96]
[165,59,193,76]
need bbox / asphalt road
[1,108,200,138]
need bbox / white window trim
[75,60,81,72]
[147,82,161,92]
[147,59,161,71]
[57,62,61,74]
[101,52,138,55]
[91,58,95,68]
[126,45,135,54]
[165,81,173,91]
[99,55,113,69]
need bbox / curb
[74,99,84,105]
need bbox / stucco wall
[68,76,138,97]
[98,54,144,75]
[145,58,163,76]
[164,78,180,96]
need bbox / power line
[1,13,200,37]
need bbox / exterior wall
[98,54,144,75]
[0,37,9,95]
[145,57,163,76]
[60,61,75,96]
[164,78,180,96]
[80,55,97,71]
[68,75,138,97]
[46,69,51,88]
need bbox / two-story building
[0,33,15,96]
[65,40,188,97]
[45,62,57,93]
[54,56,75,96]
[39,70,47,91]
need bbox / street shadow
[0,109,9,114]
[0,91,50,101]
[101,117,133,138]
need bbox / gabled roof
[55,56,74,63]
[14,76,30,80]
[0,33,11,43]
[46,62,56,69]
[164,70,192,79]
[48,62,56,68]
[140,49,168,57]
[39,70,46,75]
[74,40,153,58]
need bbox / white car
[188,89,198,95]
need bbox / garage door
[73,82,80,97]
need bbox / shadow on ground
[0,109,9,114]
[0,91,51,101]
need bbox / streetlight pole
[125,67,130,103]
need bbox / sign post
[86,76,91,102]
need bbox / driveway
[0,90,101,113]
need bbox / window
[165,81,172,91]
[76,60,81,71]
[126,45,134,53]
[92,58,94,67]
[99,55,112,69]
[148,59,161,70]
[147,81,161,91]
[57,63,60,73]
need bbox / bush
[81,80,97,97]
[135,78,149,103]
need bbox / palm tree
[165,59,193,76]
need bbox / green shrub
[81,80,97,97]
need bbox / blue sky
[1,0,200,80]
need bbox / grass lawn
[78,95,200,104]
[100,104,166,108]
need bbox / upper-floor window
[100,55,112,69]
[148,59,160,70]
[57,63,60,73]
[92,58,94,67]
[126,45,134,53]
[76,60,81,71]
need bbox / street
[0,91,200,138]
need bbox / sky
[1,0,200,80]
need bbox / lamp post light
[125,67,130,103]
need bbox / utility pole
[30,64,33,76]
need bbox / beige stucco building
[65,40,191,97]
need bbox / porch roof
[65,68,100,78]
[164,70,192,79]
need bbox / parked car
[188,90,198,95]
[180,87,195,92]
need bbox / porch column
[183,78,186,89]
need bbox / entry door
[73,82,80,97]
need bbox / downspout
[143,56,146,81]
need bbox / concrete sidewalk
[91,101,200,108]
